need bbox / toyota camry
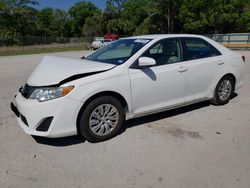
[11,34,245,142]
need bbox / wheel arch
[220,73,236,91]
[76,91,129,135]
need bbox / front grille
[19,84,38,99]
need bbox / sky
[33,0,106,10]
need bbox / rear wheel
[211,76,234,105]
[79,96,125,142]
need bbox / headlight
[29,86,74,102]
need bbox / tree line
[0,0,250,41]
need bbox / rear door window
[182,38,221,61]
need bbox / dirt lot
[0,50,249,188]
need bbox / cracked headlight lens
[29,86,74,102]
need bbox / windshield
[85,38,151,65]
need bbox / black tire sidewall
[79,96,124,142]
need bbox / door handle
[178,66,188,73]
[217,60,225,65]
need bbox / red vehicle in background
[104,33,119,40]
[91,34,119,50]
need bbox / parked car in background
[11,34,245,142]
[91,38,113,50]
[104,33,119,40]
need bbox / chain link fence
[0,35,95,53]
[0,33,249,53]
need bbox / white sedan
[11,34,245,142]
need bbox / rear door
[181,37,225,101]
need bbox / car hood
[27,56,115,86]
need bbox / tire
[211,76,234,105]
[79,96,125,142]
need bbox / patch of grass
[0,46,87,56]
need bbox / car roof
[128,34,207,40]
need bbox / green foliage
[0,0,250,47]
[36,8,69,38]
[121,0,150,35]
[180,0,250,34]
[83,13,103,38]
[68,1,100,36]
[243,10,250,32]
[37,8,54,35]
[150,0,182,33]
[102,0,121,34]
[0,29,22,46]
[0,0,38,40]
[106,18,132,35]
[220,0,246,32]
[180,0,217,33]
[134,14,168,35]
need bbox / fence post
[45,33,46,45]
[247,34,250,50]
[228,35,231,45]
[22,36,24,51]
[33,35,35,51]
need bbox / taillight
[242,55,245,63]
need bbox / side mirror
[138,57,156,67]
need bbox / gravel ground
[0,50,249,188]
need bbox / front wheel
[79,96,125,142]
[211,76,234,105]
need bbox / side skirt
[125,97,211,120]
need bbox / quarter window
[183,38,221,60]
